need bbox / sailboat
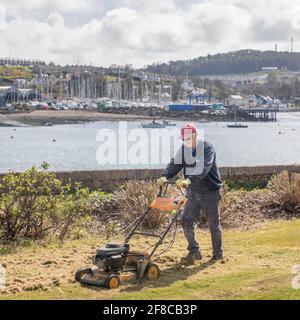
[140,120,166,128]
[162,120,176,126]
[227,106,248,128]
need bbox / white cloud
[2,0,99,18]
[0,4,5,29]
[0,0,299,67]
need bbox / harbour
[1,112,299,173]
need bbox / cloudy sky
[0,0,300,67]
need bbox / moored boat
[227,123,248,128]
[162,120,176,126]
[140,122,166,129]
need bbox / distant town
[1,50,300,124]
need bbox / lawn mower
[75,181,186,289]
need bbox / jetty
[234,107,278,122]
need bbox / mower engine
[93,243,129,272]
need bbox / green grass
[1,220,300,300]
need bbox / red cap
[180,123,197,140]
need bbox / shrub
[104,221,122,241]
[267,171,300,213]
[54,183,92,241]
[0,166,60,241]
[116,180,243,229]
[224,178,268,191]
[0,164,91,242]
[219,183,240,223]
[89,190,119,215]
[114,180,173,229]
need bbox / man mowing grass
[157,123,224,265]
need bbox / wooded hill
[145,50,300,76]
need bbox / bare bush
[220,183,241,223]
[195,184,241,227]
[267,171,300,213]
[114,180,176,229]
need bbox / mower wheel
[145,263,160,281]
[105,274,120,289]
[75,268,92,282]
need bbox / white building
[225,95,245,106]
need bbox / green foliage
[89,190,119,214]
[55,183,92,241]
[224,178,268,191]
[241,74,300,100]
[0,66,33,80]
[0,164,91,242]
[104,221,122,241]
[146,50,300,76]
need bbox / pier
[236,107,278,122]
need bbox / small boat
[162,120,176,126]
[140,122,166,129]
[227,106,248,128]
[43,122,53,127]
[227,124,248,128]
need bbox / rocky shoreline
[0,110,154,127]
[0,108,250,127]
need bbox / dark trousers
[181,189,223,257]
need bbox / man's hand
[175,178,191,188]
[157,176,168,187]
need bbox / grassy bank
[0,66,32,80]
[1,220,300,300]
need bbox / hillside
[0,66,33,80]
[146,50,300,76]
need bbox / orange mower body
[150,197,186,211]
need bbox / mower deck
[76,249,159,289]
[80,268,137,287]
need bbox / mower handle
[157,180,186,197]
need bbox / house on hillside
[225,95,245,106]
[245,95,259,107]
[293,97,300,105]
[255,95,274,106]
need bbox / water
[1,113,300,172]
